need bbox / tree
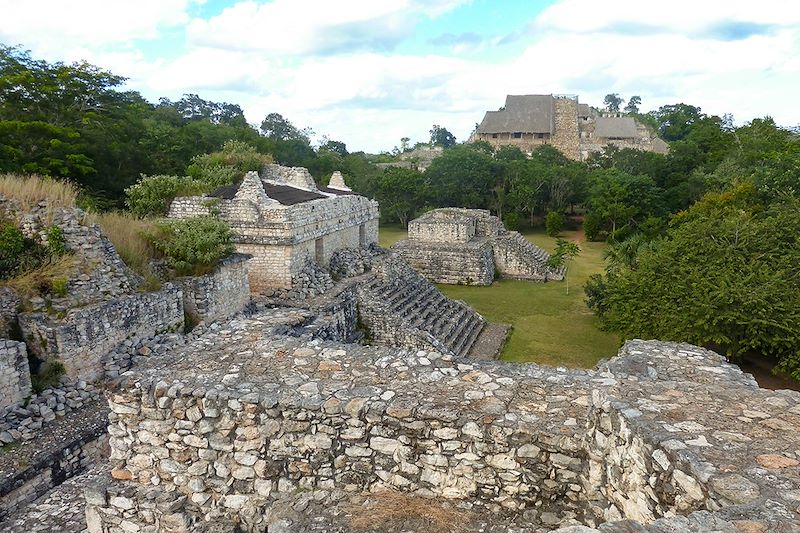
[586,189,800,379]
[604,93,624,113]
[547,239,580,294]
[371,168,427,227]
[400,137,410,152]
[624,96,641,114]
[425,144,496,209]
[260,113,310,142]
[319,139,348,156]
[429,125,456,148]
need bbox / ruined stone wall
[169,193,379,291]
[474,132,551,155]
[0,408,107,521]
[177,254,250,324]
[235,243,293,291]
[19,285,184,382]
[493,232,564,281]
[408,218,475,243]
[551,97,580,160]
[0,340,31,411]
[392,240,494,285]
[102,327,592,531]
[86,304,800,532]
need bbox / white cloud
[0,0,196,59]
[536,0,800,35]
[2,0,799,153]
[186,0,468,56]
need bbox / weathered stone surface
[85,316,800,532]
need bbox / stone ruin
[1,169,799,533]
[393,208,564,286]
[168,165,380,293]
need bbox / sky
[1,0,799,153]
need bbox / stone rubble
[83,311,800,532]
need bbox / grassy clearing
[379,223,620,368]
[0,174,77,213]
[378,223,408,248]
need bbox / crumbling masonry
[393,208,564,285]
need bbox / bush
[545,211,565,237]
[125,175,210,218]
[45,225,67,255]
[147,216,234,276]
[0,222,55,280]
[50,277,68,296]
[590,193,800,379]
[187,140,273,186]
[503,212,522,231]
[583,211,602,241]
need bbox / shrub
[147,216,234,276]
[188,140,273,178]
[545,210,565,237]
[583,211,602,241]
[45,225,67,255]
[503,212,522,231]
[125,175,210,218]
[0,223,26,276]
[0,222,54,280]
[50,277,68,296]
[31,360,65,393]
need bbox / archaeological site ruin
[393,208,564,286]
[470,94,670,160]
[0,163,799,533]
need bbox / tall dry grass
[88,211,157,279]
[346,491,472,532]
[1,255,79,301]
[0,174,78,212]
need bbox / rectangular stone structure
[0,339,31,410]
[178,254,250,325]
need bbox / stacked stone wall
[19,284,184,381]
[392,240,494,285]
[0,409,107,521]
[0,340,31,410]
[91,329,800,532]
[551,97,580,160]
[493,232,564,281]
[178,254,250,324]
[408,218,475,243]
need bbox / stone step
[452,317,485,357]
[443,311,482,354]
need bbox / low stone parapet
[93,325,800,531]
[177,254,251,326]
[19,284,184,382]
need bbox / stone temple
[168,165,379,292]
[470,94,669,161]
[393,208,564,285]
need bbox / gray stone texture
[177,253,251,325]
[0,339,31,410]
[393,208,564,285]
[89,316,800,531]
[19,284,184,381]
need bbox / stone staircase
[493,231,565,281]
[357,254,486,358]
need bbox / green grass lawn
[379,224,621,368]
